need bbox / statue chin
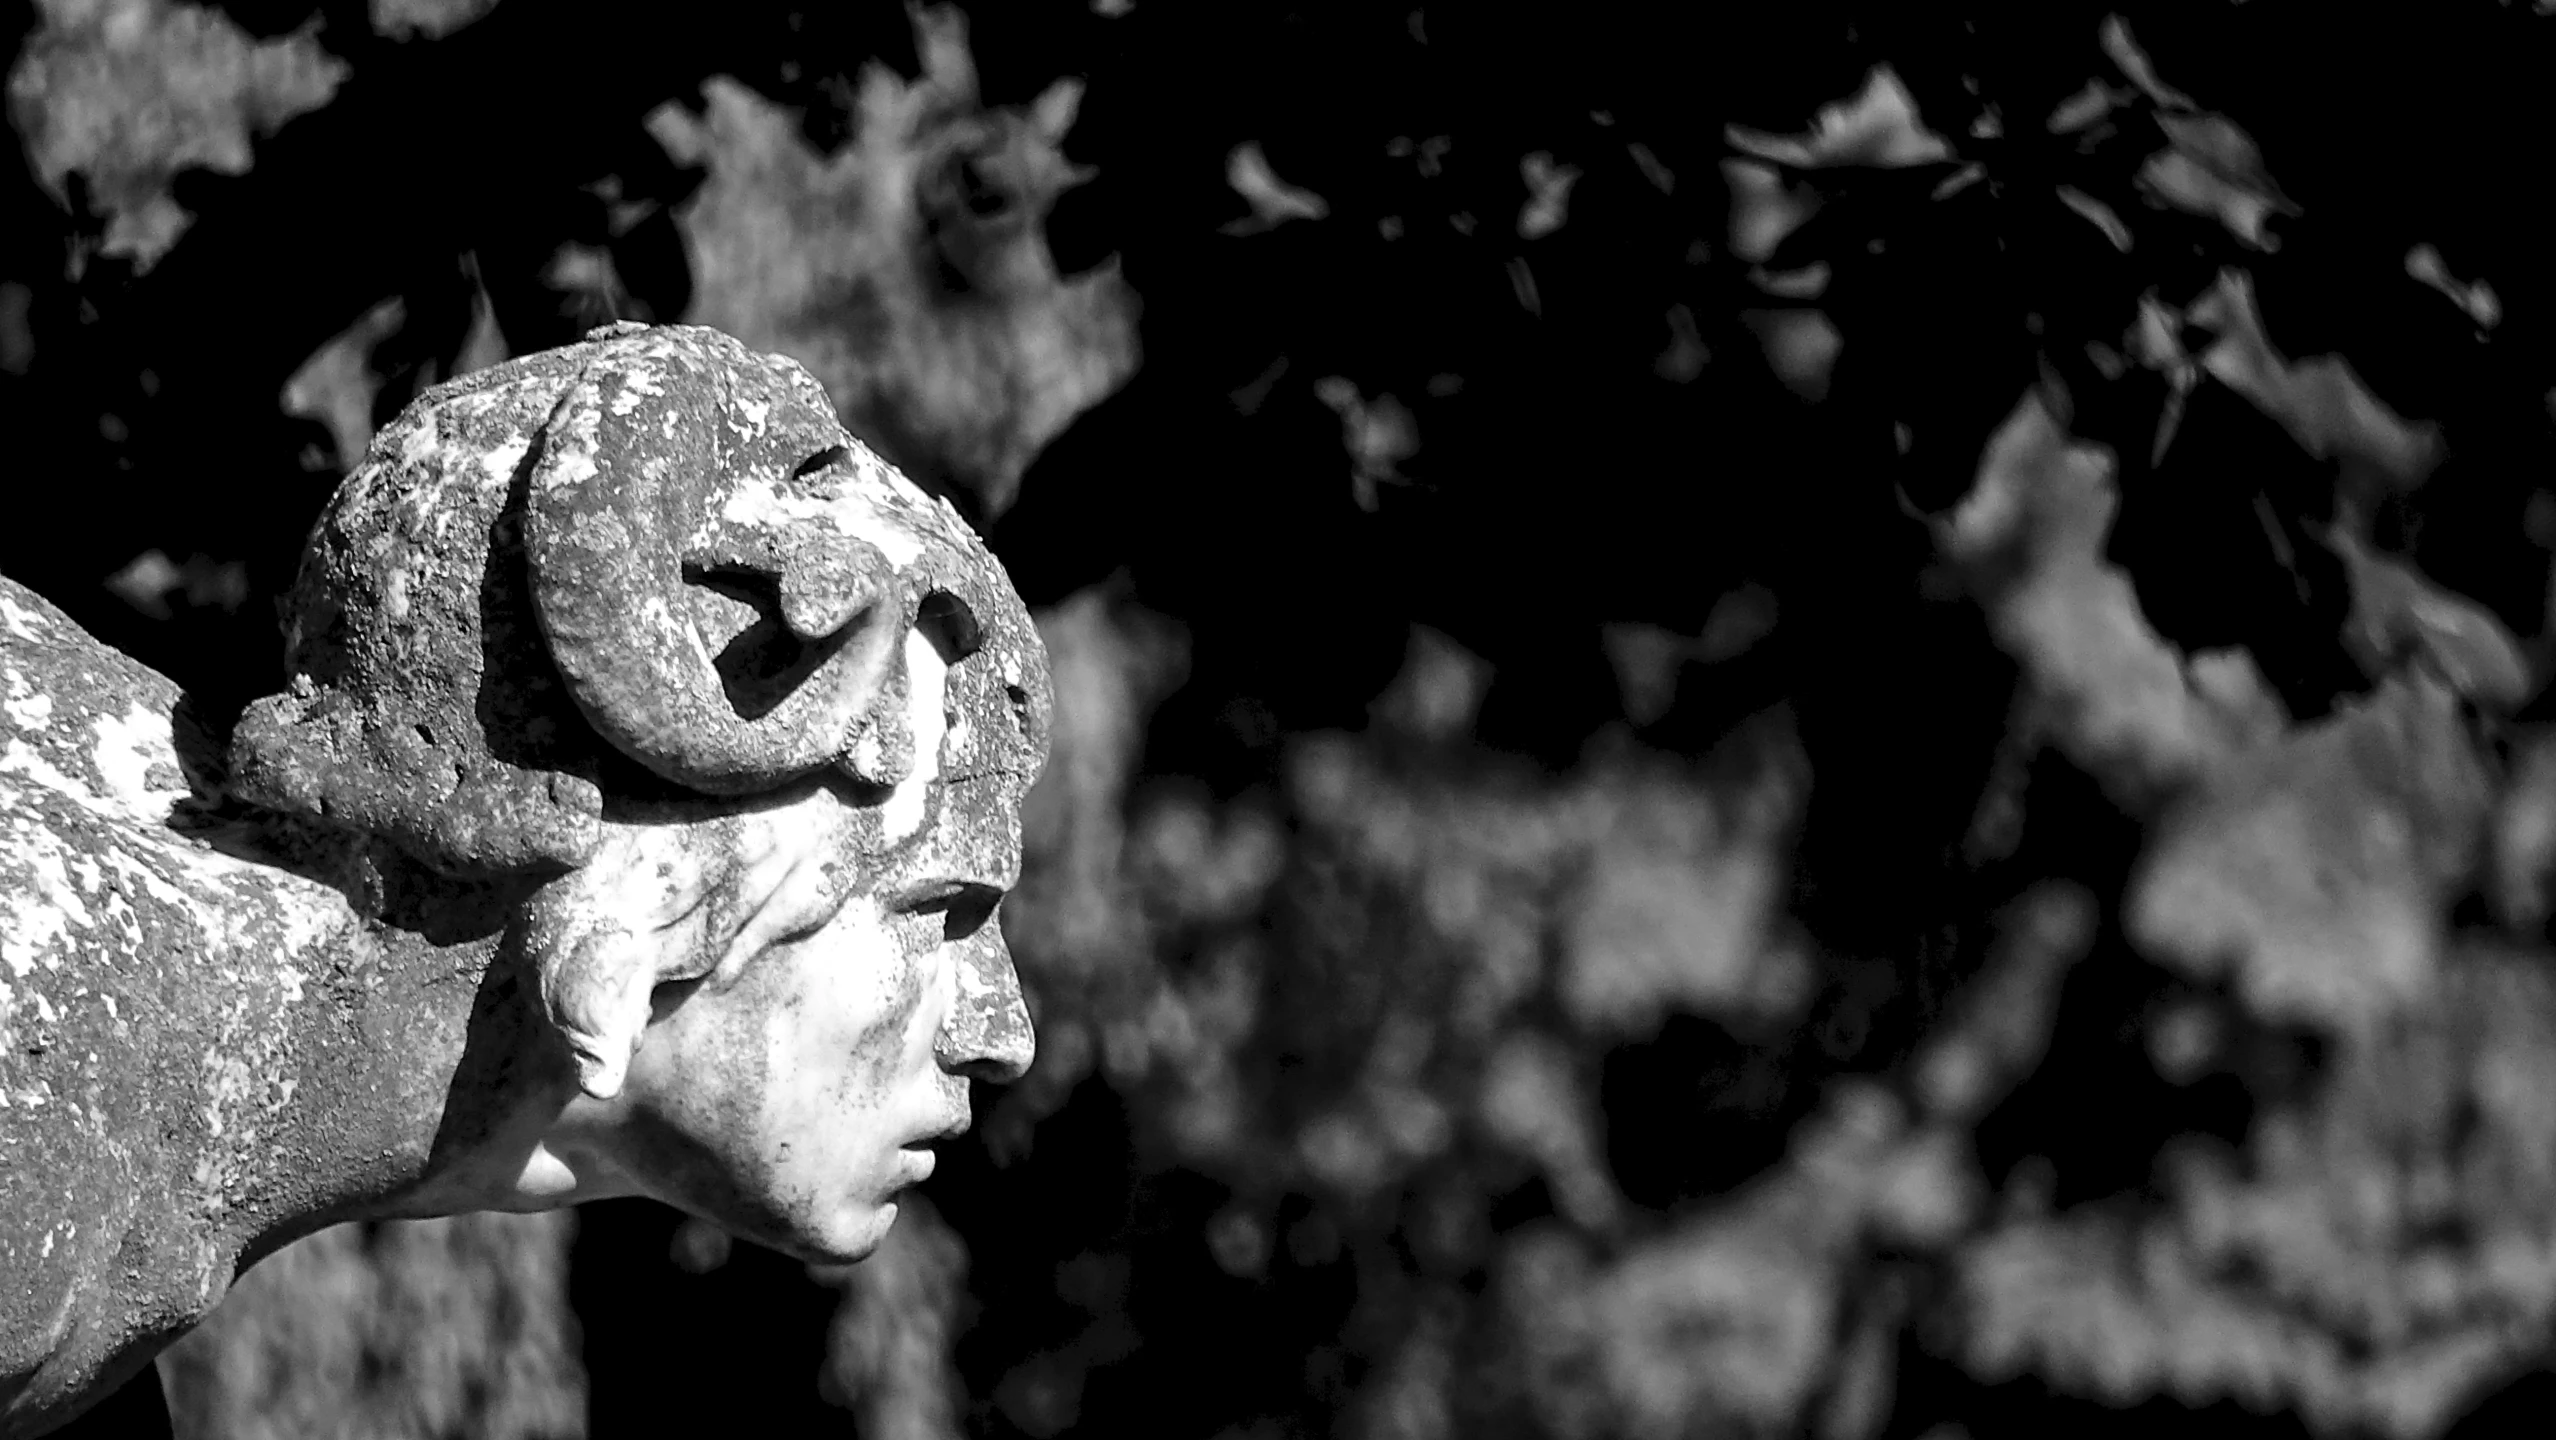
[0,324,1051,1439]
[803,1198,907,1268]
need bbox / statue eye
[889,880,1002,942]
[791,445,849,480]
[941,891,999,943]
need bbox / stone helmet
[227,323,1051,878]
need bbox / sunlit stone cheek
[749,898,933,1132]
[696,626,965,1236]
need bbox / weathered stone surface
[519,324,1040,798]
[3,577,396,1438]
[229,322,1047,875]
[1,322,1051,1438]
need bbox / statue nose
[935,924,1035,1083]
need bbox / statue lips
[916,1101,974,1149]
[894,1100,974,1183]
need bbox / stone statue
[0,324,1052,1438]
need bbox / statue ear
[524,825,730,1102]
[539,927,672,1101]
[524,803,840,1100]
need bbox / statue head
[224,323,1052,1261]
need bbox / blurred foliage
[157,1211,582,1440]
[17,2,2556,1438]
[10,0,342,262]
[653,14,1139,514]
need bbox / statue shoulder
[0,576,192,823]
[0,573,365,1437]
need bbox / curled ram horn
[525,329,924,795]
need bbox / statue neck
[222,845,563,1259]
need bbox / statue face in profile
[221,321,1053,1261]
[533,632,1035,1263]
[598,816,995,1263]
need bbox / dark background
[13,1,2556,1436]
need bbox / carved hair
[227,324,1049,876]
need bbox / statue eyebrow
[763,844,859,942]
[715,870,849,968]
[708,806,864,960]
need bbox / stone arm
[1,576,496,1438]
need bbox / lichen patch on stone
[2,817,83,979]
[0,589,41,641]
[5,666,52,731]
[91,701,187,823]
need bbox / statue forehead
[228,324,1051,880]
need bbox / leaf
[2139,113,2296,250]
[1722,158,1817,265]
[2128,674,2490,1027]
[1556,767,1792,1035]
[280,280,508,474]
[2490,732,2556,930]
[1313,376,1419,512]
[1222,141,1328,235]
[2058,185,2133,253]
[2047,78,2134,137]
[2190,269,2445,491]
[1942,394,2285,798]
[1476,1032,1619,1229]
[368,0,502,40]
[1742,308,1840,401]
[650,6,1138,517]
[2094,16,2297,250]
[7,0,347,267]
[2333,528,2533,710]
[2099,15,2197,111]
[2406,243,2502,330]
[1517,151,1579,240]
[1913,884,2096,1121]
[1727,66,1953,171]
